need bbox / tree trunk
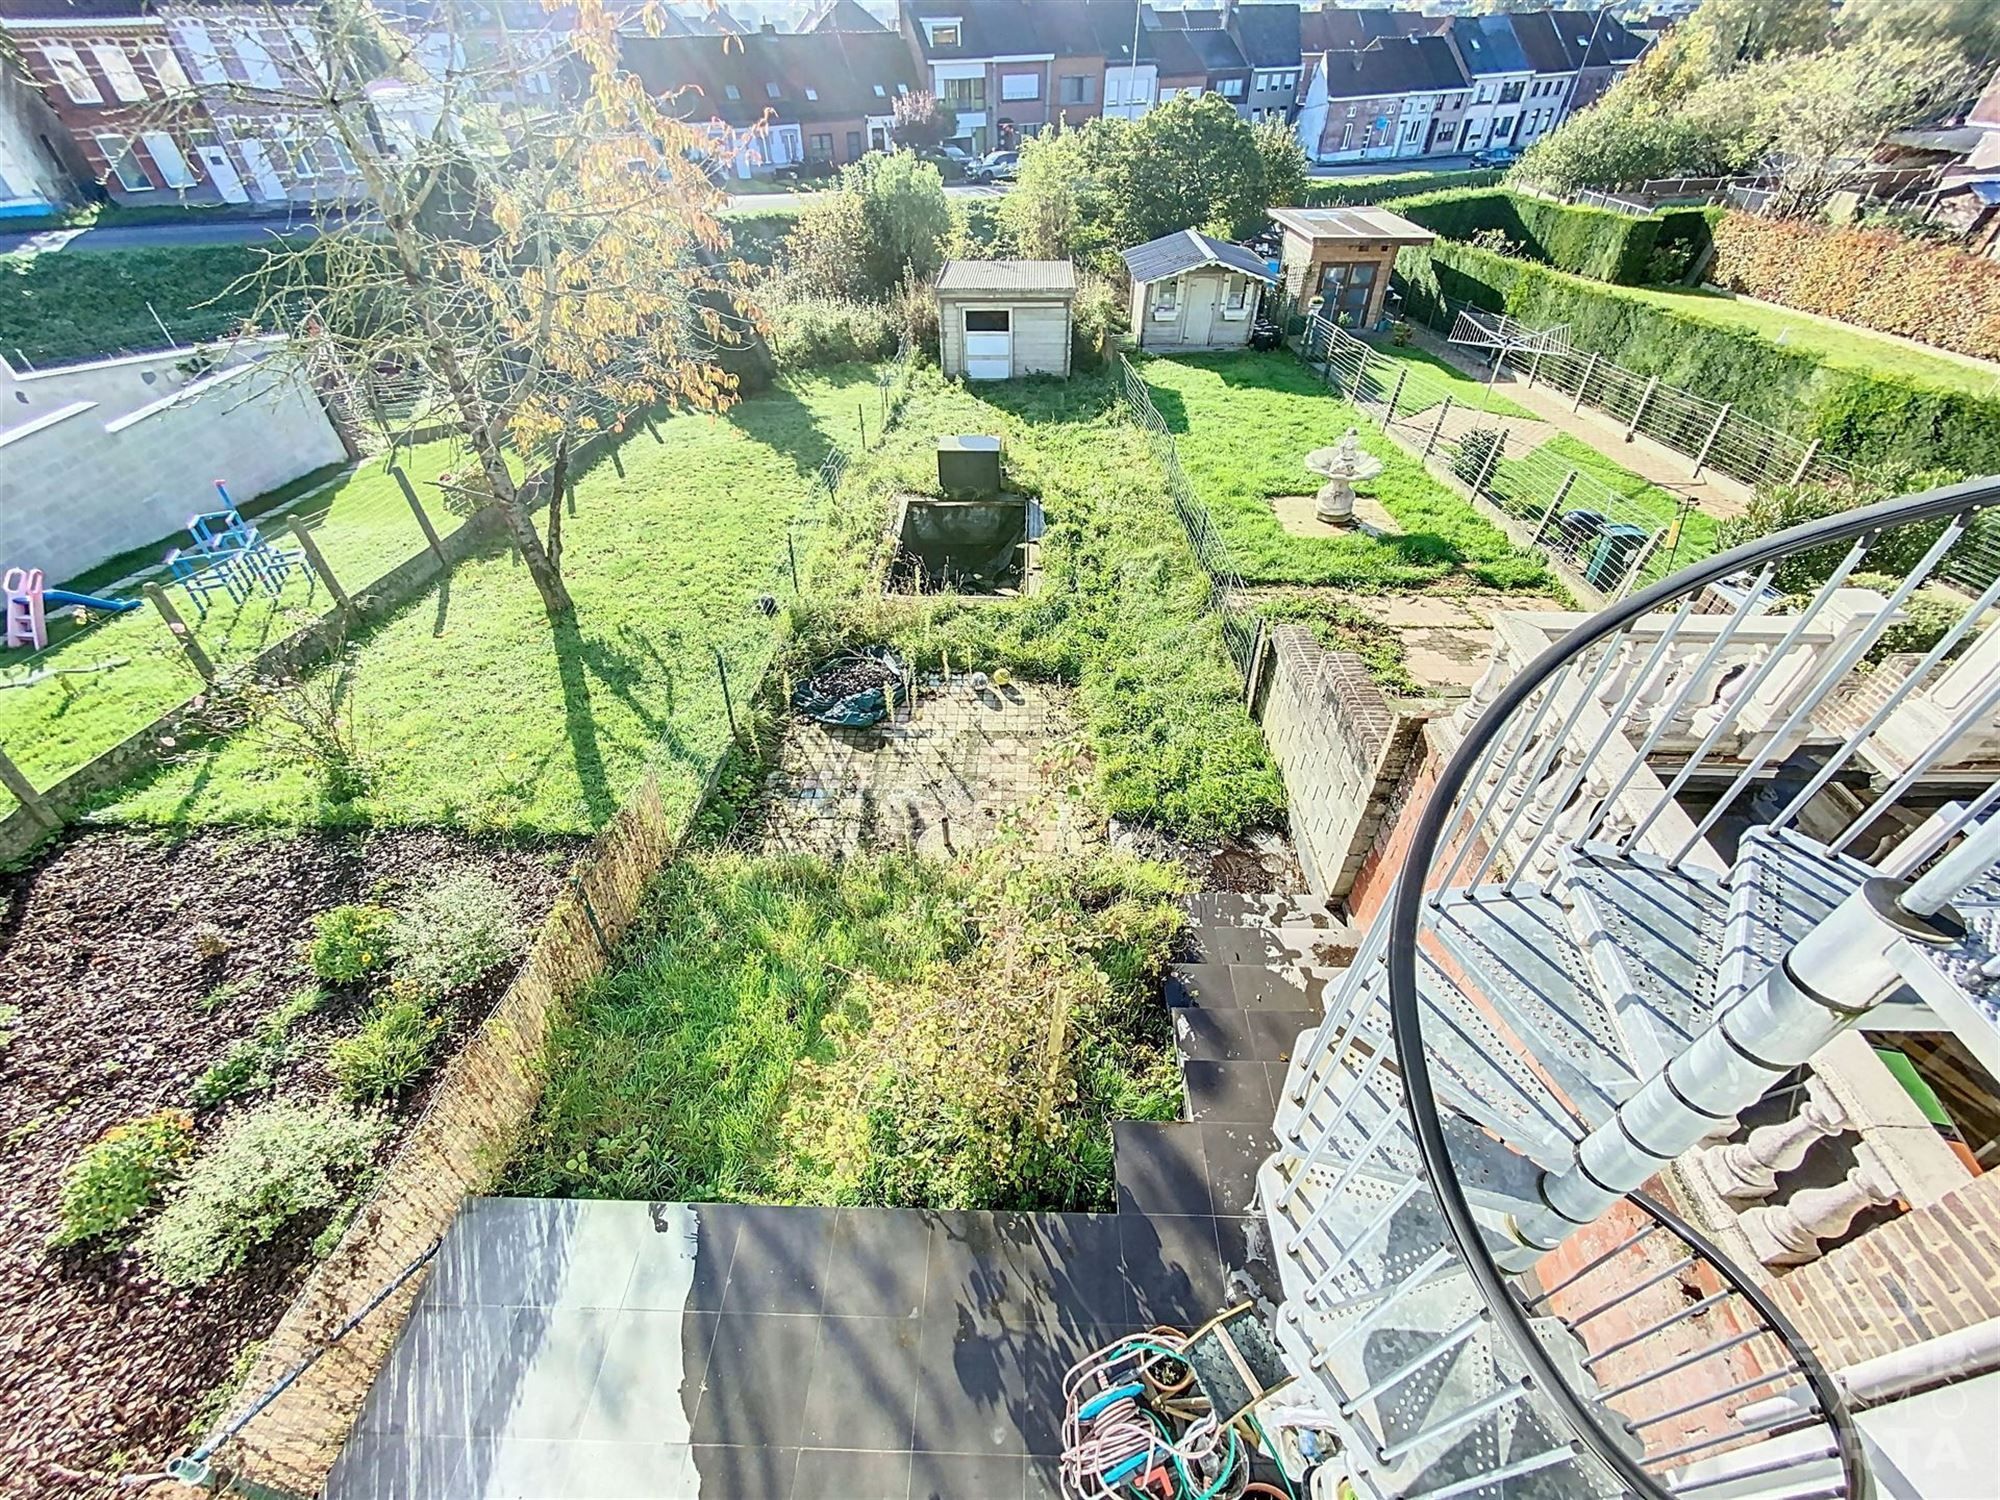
[546,438,569,579]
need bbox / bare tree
[167,0,762,619]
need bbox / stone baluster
[1688,657,1758,741]
[1593,637,1641,712]
[1456,644,1513,731]
[1741,1141,1901,1269]
[1627,647,1687,740]
[1517,742,1576,835]
[1698,1075,1848,1206]
[1664,653,1747,738]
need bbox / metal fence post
[712,645,738,740]
[1573,351,1598,412]
[1382,366,1409,426]
[145,582,216,683]
[1791,438,1821,485]
[1691,402,1731,480]
[786,529,801,594]
[1424,394,1454,459]
[1532,469,1578,546]
[1625,375,1659,442]
[1474,431,1503,496]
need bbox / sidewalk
[1414,326,1755,521]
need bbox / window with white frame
[1279,71,1297,90]
[1059,73,1092,104]
[323,130,357,174]
[1000,72,1038,101]
[804,86,817,100]
[173,22,228,84]
[1223,273,1248,315]
[91,44,148,102]
[141,131,197,188]
[765,81,781,98]
[95,133,154,190]
[1219,77,1243,97]
[277,122,318,179]
[897,82,909,93]
[45,45,102,104]
[1152,277,1180,317]
[925,21,960,46]
[288,23,321,73]
[143,44,191,94]
[230,27,282,88]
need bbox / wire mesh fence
[1301,315,1696,599]
[1115,354,1265,680]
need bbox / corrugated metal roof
[1121,229,1276,284]
[1268,206,1435,245]
[936,260,1079,295]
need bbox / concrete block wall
[1254,623,1432,898]
[0,345,345,584]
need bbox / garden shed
[1121,229,1278,352]
[936,260,1077,381]
[1268,205,1435,329]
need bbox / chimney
[761,20,777,33]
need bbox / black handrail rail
[1384,473,2000,1499]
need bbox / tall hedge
[1297,168,1502,208]
[0,243,274,366]
[1709,212,2000,363]
[1381,188,1663,285]
[1396,240,2000,477]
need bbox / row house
[0,0,365,209]
[1294,33,1469,163]
[625,24,920,174]
[0,38,85,215]
[901,0,1129,150]
[1143,11,1250,109]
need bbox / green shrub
[1848,574,1972,664]
[329,992,444,1102]
[1396,240,2000,477]
[1715,480,1957,594]
[765,294,898,368]
[50,1110,197,1249]
[1383,187,1662,285]
[390,871,524,992]
[1299,168,1503,207]
[1452,428,1505,488]
[190,1042,277,1109]
[307,903,396,984]
[137,1101,387,1287]
[1071,274,1127,371]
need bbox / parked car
[773,157,838,185]
[969,150,1018,183]
[920,145,971,182]
[1469,145,1520,168]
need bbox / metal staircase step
[1717,826,1874,1014]
[1431,888,1643,1127]
[1562,844,1728,1078]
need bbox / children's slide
[42,589,141,614]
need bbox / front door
[195,144,248,203]
[235,138,287,202]
[963,308,1011,380]
[1184,278,1218,346]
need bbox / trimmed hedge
[1709,212,2000,363]
[1297,168,1502,207]
[1381,187,1663,285]
[0,243,273,365]
[1397,240,2000,477]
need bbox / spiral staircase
[1253,479,2000,1500]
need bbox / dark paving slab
[1184,1059,1278,1122]
[1113,1120,1210,1216]
[1201,1122,1279,1218]
[1164,962,1237,1009]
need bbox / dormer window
[724,83,741,99]
[873,83,887,96]
[924,19,961,46]
[897,82,909,94]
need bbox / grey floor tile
[922,1212,1127,1331]
[1024,1452,1067,1499]
[453,1436,579,1498]
[1112,1121,1211,1218]
[356,1304,514,1437]
[689,1443,803,1498]
[822,1207,934,1318]
[1172,1005,1260,1062]
[1246,1008,1322,1064]
[1199,1122,1277,1219]
[432,1198,652,1311]
[1184,928,1289,966]
[324,1433,468,1498]
[1226,965,1318,1010]
[618,1203,738,1312]
[799,1316,922,1451]
[574,1309,713,1443]
[690,1312,826,1448]
[478,1308,618,1440]
[1183,1060,1275,1123]
[911,1317,1125,1457]
[1216,1216,1283,1310]
[910,1451,1027,1500]
[557,1441,698,1499]
[792,1447,914,1500]
[1119,1213,1225,1331]
[1164,963,1236,1009]
[721,1206,838,1315]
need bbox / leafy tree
[891,90,958,152]
[997,117,1127,266]
[780,150,952,297]
[1683,0,1834,71]
[187,0,756,620]
[1844,0,2000,63]
[1252,117,1310,211]
[1110,93,1269,243]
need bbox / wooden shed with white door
[1121,229,1278,352]
[936,260,1077,381]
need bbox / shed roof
[1122,229,1275,284]
[1268,206,1435,246]
[936,260,1079,296]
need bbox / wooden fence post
[144,582,215,682]
[288,519,350,613]
[0,744,59,830]
[391,467,447,564]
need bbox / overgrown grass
[1361,340,1532,420]
[0,244,275,364]
[0,437,469,815]
[1136,350,1553,592]
[1501,433,1722,583]
[788,367,1288,839]
[99,367,882,834]
[504,847,1182,1210]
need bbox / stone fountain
[1305,427,1384,527]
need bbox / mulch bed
[0,827,583,1499]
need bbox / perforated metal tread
[1716,826,1875,1016]
[1431,888,1643,1127]
[1561,844,1728,1077]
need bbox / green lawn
[1136,350,1553,592]
[1621,285,2000,403]
[99,367,880,835]
[1493,432,1722,585]
[0,438,470,813]
[1356,340,1532,421]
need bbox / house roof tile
[1447,14,1530,76]
[624,27,917,125]
[1316,34,1466,99]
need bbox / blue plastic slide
[43,588,141,613]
